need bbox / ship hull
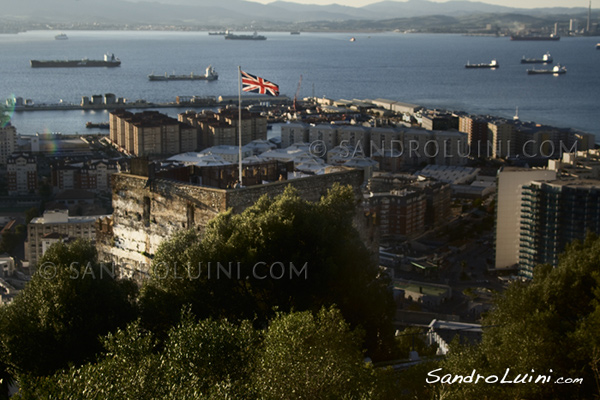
[465,65,499,68]
[521,59,552,64]
[224,35,266,40]
[148,75,218,81]
[527,70,566,75]
[511,35,560,41]
[30,60,121,68]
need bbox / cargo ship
[521,52,553,64]
[510,34,560,41]
[148,65,218,81]
[224,31,266,40]
[527,64,566,75]
[465,59,499,68]
[30,53,121,68]
[86,121,109,129]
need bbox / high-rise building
[459,115,490,158]
[519,179,600,278]
[281,122,310,148]
[109,110,198,157]
[488,120,515,158]
[0,124,17,165]
[179,109,267,150]
[494,167,557,269]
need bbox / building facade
[178,108,267,150]
[0,124,17,165]
[519,179,600,278]
[51,159,119,193]
[494,167,557,269]
[368,189,426,237]
[26,209,107,266]
[98,165,365,276]
[7,153,38,195]
[281,122,310,148]
[109,110,198,157]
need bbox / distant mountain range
[1,0,597,29]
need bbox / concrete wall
[494,168,556,269]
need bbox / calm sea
[1,30,599,138]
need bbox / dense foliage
[15,307,395,400]
[437,234,600,399]
[0,240,137,378]
[0,184,399,397]
[140,184,395,358]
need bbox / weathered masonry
[97,164,365,277]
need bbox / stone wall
[101,168,366,276]
[225,168,365,213]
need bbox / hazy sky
[255,0,590,9]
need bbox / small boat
[55,33,68,40]
[465,59,499,68]
[208,31,227,35]
[527,64,567,75]
[521,52,553,64]
[350,37,356,42]
[596,43,600,49]
[290,31,300,35]
[148,65,218,81]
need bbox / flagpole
[237,66,242,187]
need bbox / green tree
[0,224,25,256]
[437,234,600,399]
[140,184,395,359]
[251,306,389,399]
[24,207,39,225]
[0,239,137,378]
[15,307,393,400]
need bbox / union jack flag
[241,70,279,97]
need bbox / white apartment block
[7,153,37,195]
[26,209,107,266]
[494,167,557,269]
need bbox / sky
[253,0,590,9]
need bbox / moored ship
[30,53,121,68]
[148,65,218,81]
[86,121,109,129]
[224,31,266,40]
[510,34,560,41]
[521,52,553,64]
[465,59,499,68]
[527,64,567,75]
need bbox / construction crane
[293,74,303,112]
